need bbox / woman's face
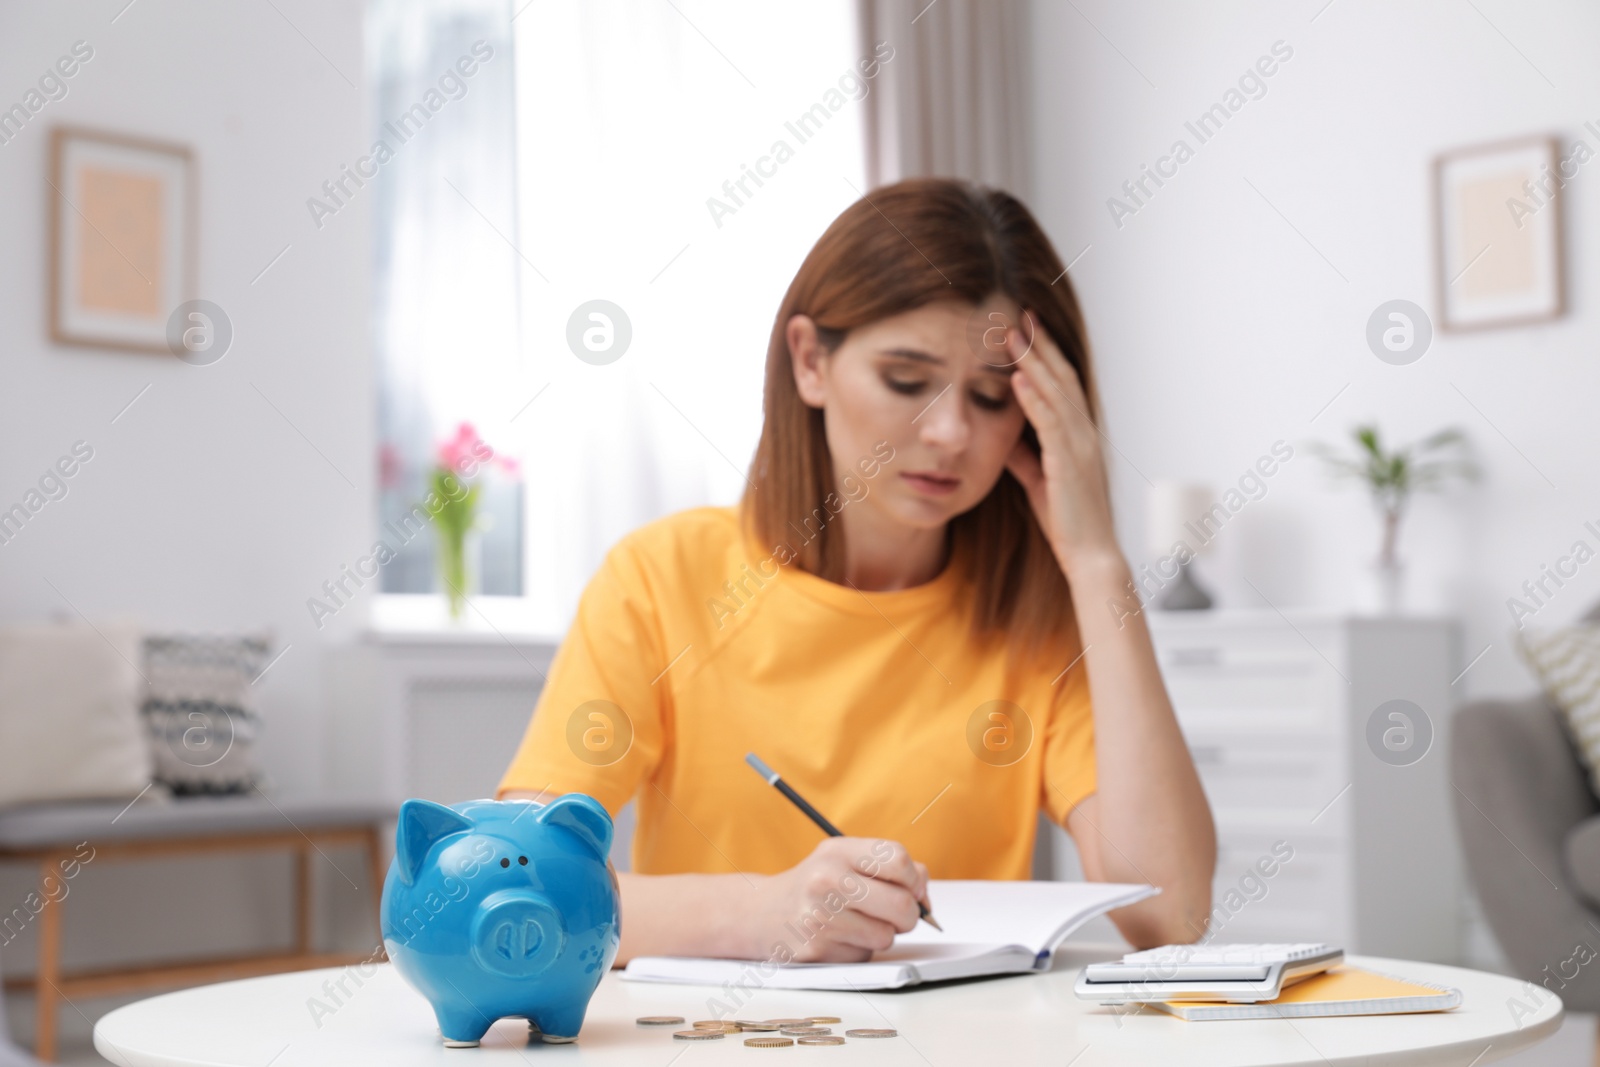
[788,298,1031,531]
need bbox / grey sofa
[1453,645,1600,1009]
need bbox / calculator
[1073,943,1344,1003]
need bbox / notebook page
[889,880,1155,956]
[622,956,919,991]
[623,944,1035,990]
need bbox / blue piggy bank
[380,794,621,1047]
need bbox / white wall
[1026,0,1600,701]
[0,0,372,787]
[0,0,373,1045]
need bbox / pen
[745,751,942,932]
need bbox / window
[370,0,523,605]
[372,0,869,633]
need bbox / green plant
[427,422,518,620]
[432,466,480,620]
[1308,424,1480,567]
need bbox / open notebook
[621,880,1156,991]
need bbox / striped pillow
[1516,624,1600,795]
[141,635,272,796]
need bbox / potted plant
[1308,424,1479,613]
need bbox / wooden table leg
[364,827,387,959]
[34,854,63,1063]
[292,842,311,956]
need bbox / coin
[673,1029,725,1040]
[845,1028,898,1038]
[692,1020,730,1029]
[636,1016,685,1026]
[807,1016,842,1024]
[798,1036,846,1046]
[782,1026,829,1035]
[765,1018,811,1026]
[738,1023,781,1032]
[745,1036,796,1048]
[734,1020,769,1028]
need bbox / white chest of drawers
[1043,610,1464,963]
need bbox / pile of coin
[637,1014,899,1048]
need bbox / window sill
[367,594,563,646]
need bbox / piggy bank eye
[499,858,510,868]
[518,855,528,865]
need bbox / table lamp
[1145,480,1216,610]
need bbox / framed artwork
[1433,136,1563,331]
[48,126,195,353]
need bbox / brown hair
[741,177,1108,666]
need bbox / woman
[498,177,1215,964]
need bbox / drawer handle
[1169,646,1223,667]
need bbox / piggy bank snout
[469,890,567,979]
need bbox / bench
[0,793,395,1062]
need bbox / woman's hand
[1003,310,1122,579]
[745,837,930,962]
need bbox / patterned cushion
[1516,624,1600,796]
[141,635,272,796]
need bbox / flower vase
[438,527,482,623]
[1371,556,1405,615]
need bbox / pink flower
[436,422,479,473]
[378,442,402,489]
[435,421,520,481]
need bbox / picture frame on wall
[48,126,195,353]
[1433,135,1563,331]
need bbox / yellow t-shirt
[495,505,1096,880]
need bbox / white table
[94,948,1562,1066]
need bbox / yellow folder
[1150,966,1463,1021]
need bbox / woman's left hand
[1003,309,1121,579]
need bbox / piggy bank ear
[395,799,475,887]
[536,793,613,858]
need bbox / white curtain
[858,0,1030,196]
[508,1,869,632]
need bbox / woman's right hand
[744,836,931,962]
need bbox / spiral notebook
[621,880,1156,991]
[1149,966,1463,1021]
